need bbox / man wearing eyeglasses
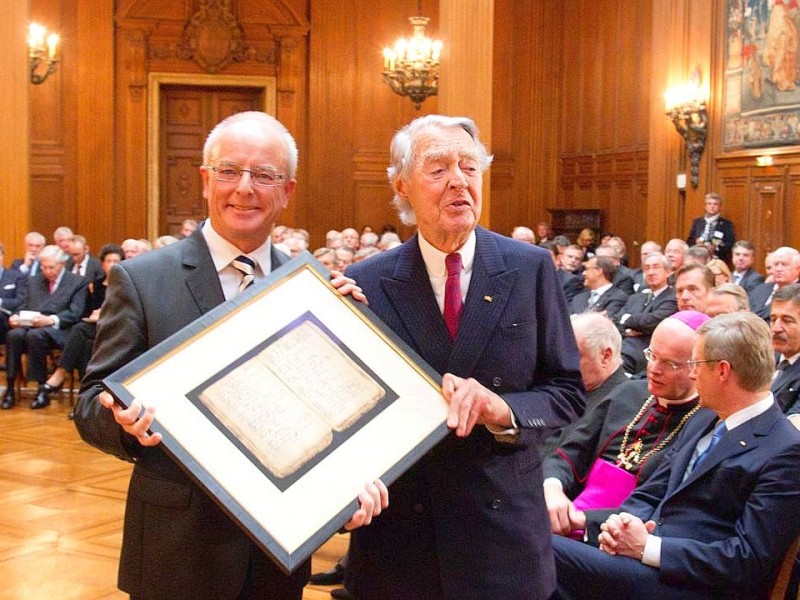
[544,311,708,544]
[552,311,800,599]
[75,112,387,600]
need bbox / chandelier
[664,73,708,188]
[29,23,60,85]
[382,2,442,110]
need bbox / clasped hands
[9,314,55,328]
[598,511,656,560]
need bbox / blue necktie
[691,420,726,474]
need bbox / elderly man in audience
[552,311,800,600]
[616,253,678,374]
[749,246,800,321]
[569,256,628,318]
[769,283,800,420]
[53,226,75,253]
[66,235,103,283]
[11,231,46,277]
[631,240,661,292]
[594,244,635,295]
[705,283,750,317]
[340,227,360,251]
[685,245,710,265]
[544,311,708,544]
[511,225,536,244]
[664,239,688,281]
[2,245,87,410]
[120,238,144,260]
[179,218,198,238]
[674,263,714,314]
[0,243,28,345]
[731,240,764,293]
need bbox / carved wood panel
[159,85,262,235]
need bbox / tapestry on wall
[724,0,800,150]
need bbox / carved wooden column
[1,1,30,259]
[438,0,493,228]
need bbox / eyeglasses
[686,358,722,369]
[203,165,287,187]
[643,347,688,371]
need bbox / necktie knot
[444,253,463,340]
[588,290,600,308]
[777,359,791,372]
[232,255,256,293]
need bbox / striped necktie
[231,255,256,294]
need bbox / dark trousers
[58,321,95,377]
[6,326,63,384]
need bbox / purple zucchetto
[667,310,711,331]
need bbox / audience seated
[153,235,179,249]
[560,244,585,275]
[2,245,88,410]
[11,231,46,277]
[685,245,710,265]
[536,221,552,244]
[43,244,124,418]
[121,238,145,259]
[769,283,800,419]
[552,312,800,599]
[674,263,714,314]
[179,219,198,239]
[542,241,583,303]
[66,235,103,285]
[511,226,536,244]
[731,240,765,293]
[544,311,708,543]
[0,243,28,345]
[706,257,732,286]
[616,253,677,374]
[569,256,628,318]
[664,238,688,280]
[749,246,800,321]
[630,241,661,293]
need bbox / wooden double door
[159,85,264,236]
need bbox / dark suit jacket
[558,269,584,302]
[553,402,800,599]
[74,231,303,599]
[0,268,28,313]
[733,268,764,294]
[67,255,104,284]
[345,227,585,600]
[611,265,635,295]
[616,288,677,335]
[569,286,629,319]
[748,281,784,321]
[686,216,735,262]
[773,359,800,415]
[23,271,88,345]
[623,403,800,597]
[10,258,39,277]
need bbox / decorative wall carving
[177,0,249,72]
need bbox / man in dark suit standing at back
[552,311,800,599]
[74,112,386,600]
[686,192,735,263]
[3,245,87,409]
[345,115,585,600]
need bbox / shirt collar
[723,393,774,431]
[780,352,800,366]
[418,230,476,277]
[593,282,613,295]
[202,220,273,276]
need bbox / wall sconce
[29,22,59,85]
[755,155,774,167]
[665,77,707,188]
[382,1,442,110]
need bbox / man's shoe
[42,382,63,396]
[330,588,354,600]
[30,387,50,410]
[1,389,14,409]
[310,563,345,586]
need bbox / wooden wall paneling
[749,174,785,258]
[76,0,115,250]
[0,0,29,261]
[785,167,800,253]
[616,2,652,150]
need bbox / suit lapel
[182,232,225,315]
[447,228,515,376]
[379,236,452,373]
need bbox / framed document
[103,254,449,573]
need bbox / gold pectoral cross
[617,438,643,470]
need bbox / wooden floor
[0,386,346,600]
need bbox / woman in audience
[576,227,597,258]
[707,257,733,286]
[42,244,123,398]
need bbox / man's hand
[98,391,162,447]
[544,482,586,535]
[441,374,512,437]
[598,512,654,559]
[343,479,389,531]
[330,270,368,305]
[31,315,55,328]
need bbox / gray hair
[697,312,773,392]
[644,252,671,270]
[387,115,493,225]
[39,245,67,264]
[709,283,750,311]
[203,111,298,179]
[570,312,622,365]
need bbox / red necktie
[444,253,463,340]
[48,281,55,294]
